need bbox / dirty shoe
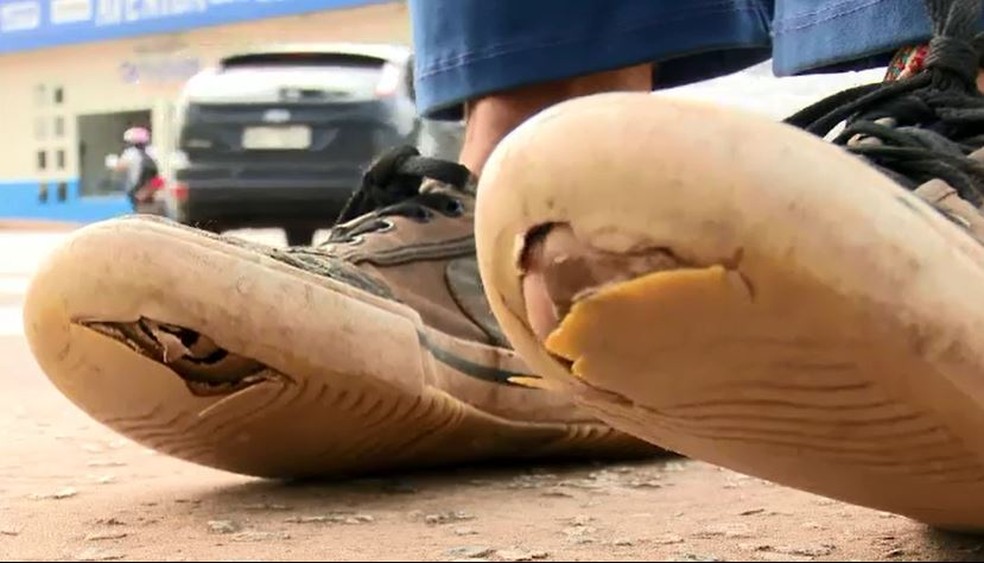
[475,0,984,530]
[23,146,661,479]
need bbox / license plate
[242,125,312,150]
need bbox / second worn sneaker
[474,0,984,530]
[23,146,663,479]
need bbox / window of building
[53,116,64,137]
[56,149,66,170]
[56,182,68,202]
[38,182,48,203]
[36,150,47,171]
[53,86,64,105]
[34,117,47,140]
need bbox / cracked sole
[22,216,657,479]
[476,92,984,530]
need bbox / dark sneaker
[474,0,984,531]
[23,146,662,479]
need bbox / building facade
[0,0,408,222]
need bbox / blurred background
[0,0,455,244]
[0,0,882,243]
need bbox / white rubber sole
[476,92,984,530]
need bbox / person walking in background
[112,126,162,212]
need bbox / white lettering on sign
[0,1,41,32]
[50,0,93,24]
[96,0,208,25]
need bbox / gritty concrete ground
[3,229,984,561]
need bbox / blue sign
[0,0,389,54]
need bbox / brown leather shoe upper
[231,147,517,352]
[285,175,507,347]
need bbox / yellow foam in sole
[544,265,752,377]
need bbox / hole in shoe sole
[77,317,284,396]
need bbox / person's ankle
[459,63,654,176]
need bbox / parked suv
[169,43,426,245]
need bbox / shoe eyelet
[443,199,465,217]
[347,235,365,246]
[376,218,396,233]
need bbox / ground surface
[5,311,984,561]
[5,65,984,561]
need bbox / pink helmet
[123,126,150,145]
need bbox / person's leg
[473,0,984,531]
[458,67,653,175]
[410,0,775,174]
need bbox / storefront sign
[0,0,389,53]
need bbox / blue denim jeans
[410,0,984,119]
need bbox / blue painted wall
[0,0,388,54]
[1,179,131,223]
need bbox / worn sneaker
[23,146,662,479]
[475,0,984,530]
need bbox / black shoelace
[327,145,472,244]
[785,0,984,208]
